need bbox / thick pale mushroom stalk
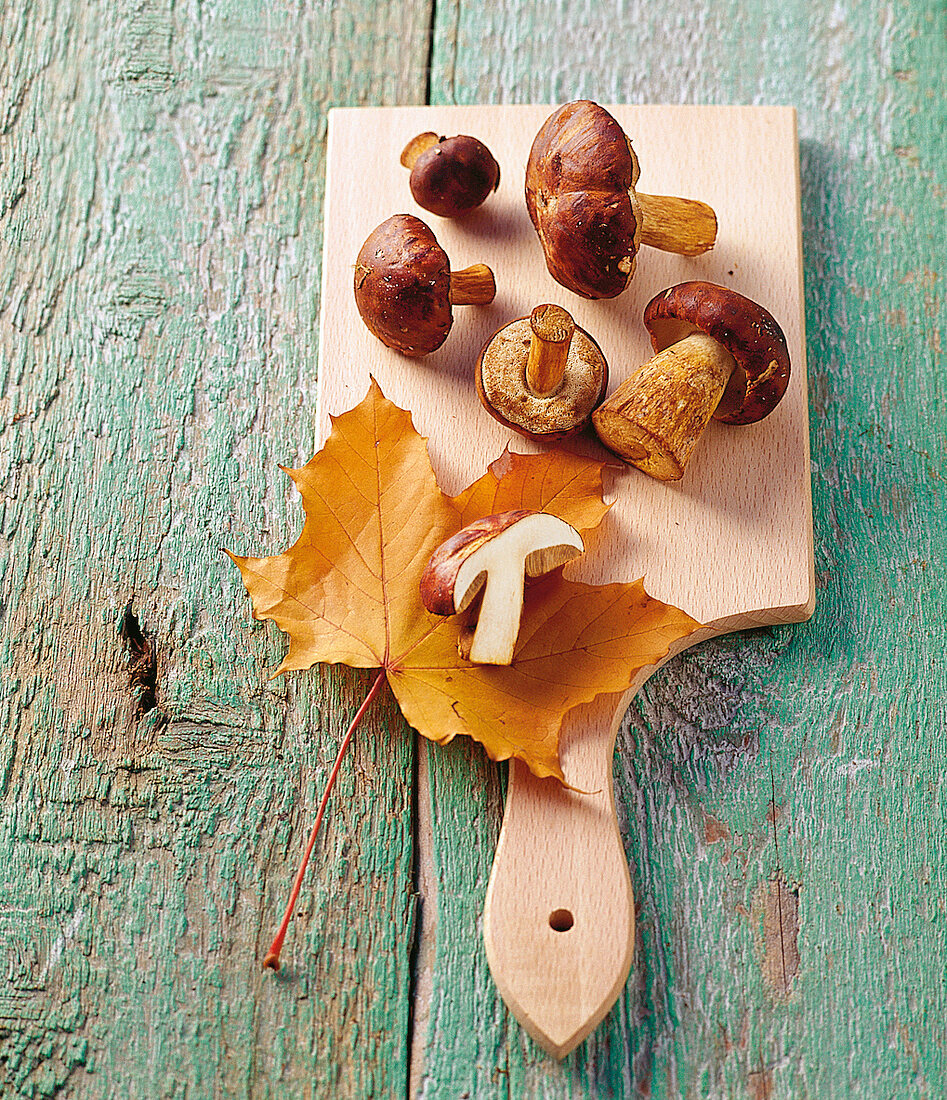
[420,511,584,665]
[400,131,440,168]
[592,333,735,481]
[635,193,718,257]
[449,264,496,304]
[526,304,575,396]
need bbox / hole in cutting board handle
[548,908,574,932]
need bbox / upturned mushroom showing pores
[401,132,501,218]
[592,282,791,481]
[525,101,718,300]
[420,510,584,665]
[354,214,496,356]
[476,304,609,440]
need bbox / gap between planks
[408,740,436,1095]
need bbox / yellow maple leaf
[228,380,699,782]
[452,446,612,533]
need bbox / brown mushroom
[401,132,501,218]
[525,101,718,299]
[354,214,496,356]
[420,510,584,665]
[475,304,608,440]
[591,282,791,481]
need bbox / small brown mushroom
[354,214,496,356]
[525,101,718,299]
[401,132,501,218]
[476,304,608,440]
[420,510,584,665]
[591,282,791,481]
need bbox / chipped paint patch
[39,908,85,982]
[747,1064,774,1100]
[754,877,800,997]
[704,814,731,845]
[836,757,880,777]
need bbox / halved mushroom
[354,214,496,356]
[476,304,608,440]
[420,510,584,665]
[591,281,791,481]
[401,132,501,218]
[525,101,717,299]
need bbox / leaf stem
[263,668,387,971]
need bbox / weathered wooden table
[2,2,944,1097]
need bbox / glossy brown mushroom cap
[643,281,791,424]
[409,135,500,218]
[354,214,452,356]
[525,100,642,300]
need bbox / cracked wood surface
[0,1,430,1096]
[1,1,945,1098]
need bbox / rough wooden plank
[416,1,947,1096]
[0,1,432,1096]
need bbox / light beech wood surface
[319,104,814,1056]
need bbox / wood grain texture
[0,1,431,1096]
[319,102,811,1059]
[2,0,945,1097]
[417,1,947,1097]
[321,105,812,627]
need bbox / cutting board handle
[483,677,649,1058]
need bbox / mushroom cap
[476,315,608,439]
[525,100,642,300]
[354,214,453,356]
[643,281,792,425]
[409,135,501,218]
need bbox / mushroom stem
[525,304,575,397]
[636,193,717,256]
[592,332,735,481]
[400,131,440,169]
[449,263,496,305]
[468,563,526,665]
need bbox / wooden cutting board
[317,105,813,1057]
